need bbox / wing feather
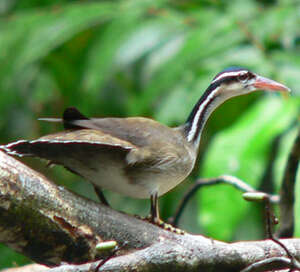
[2,129,136,160]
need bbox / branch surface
[0,151,300,272]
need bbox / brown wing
[14,107,186,169]
[2,129,136,162]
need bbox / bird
[1,67,290,230]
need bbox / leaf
[137,10,245,114]
[0,2,117,89]
[272,52,300,97]
[81,5,146,94]
[81,4,183,114]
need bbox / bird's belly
[65,149,195,199]
[73,163,192,199]
[82,166,151,199]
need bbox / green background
[0,0,299,269]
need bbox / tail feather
[0,140,33,157]
[63,107,89,130]
[38,118,62,123]
[38,107,89,130]
[1,140,67,159]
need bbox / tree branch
[0,150,164,265]
[1,151,300,272]
[240,256,300,272]
[170,175,278,227]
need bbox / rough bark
[0,150,299,272]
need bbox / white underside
[79,163,190,199]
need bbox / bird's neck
[183,85,230,149]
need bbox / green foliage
[0,0,299,268]
[200,97,298,239]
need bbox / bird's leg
[150,193,160,224]
[147,193,185,234]
[93,185,110,207]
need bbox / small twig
[94,249,118,272]
[264,197,276,239]
[240,256,300,272]
[277,127,300,238]
[169,175,279,226]
[243,192,299,272]
[264,196,293,261]
[242,192,279,239]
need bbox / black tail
[63,107,89,129]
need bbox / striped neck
[184,84,229,148]
[182,66,264,148]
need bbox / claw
[136,214,185,234]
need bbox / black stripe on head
[212,67,255,86]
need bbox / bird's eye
[238,73,248,81]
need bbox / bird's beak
[253,76,291,92]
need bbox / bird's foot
[152,218,185,235]
[136,215,185,235]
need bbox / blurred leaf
[0,0,16,15]
[250,2,300,48]
[154,72,195,125]
[274,125,300,237]
[0,2,117,89]
[272,51,300,96]
[274,123,299,189]
[116,20,178,68]
[0,2,119,130]
[198,96,299,240]
[137,10,245,114]
[82,7,185,115]
[0,244,30,269]
[81,2,149,94]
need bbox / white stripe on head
[211,70,248,84]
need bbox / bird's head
[210,67,290,97]
[185,66,290,145]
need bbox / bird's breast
[124,143,197,197]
